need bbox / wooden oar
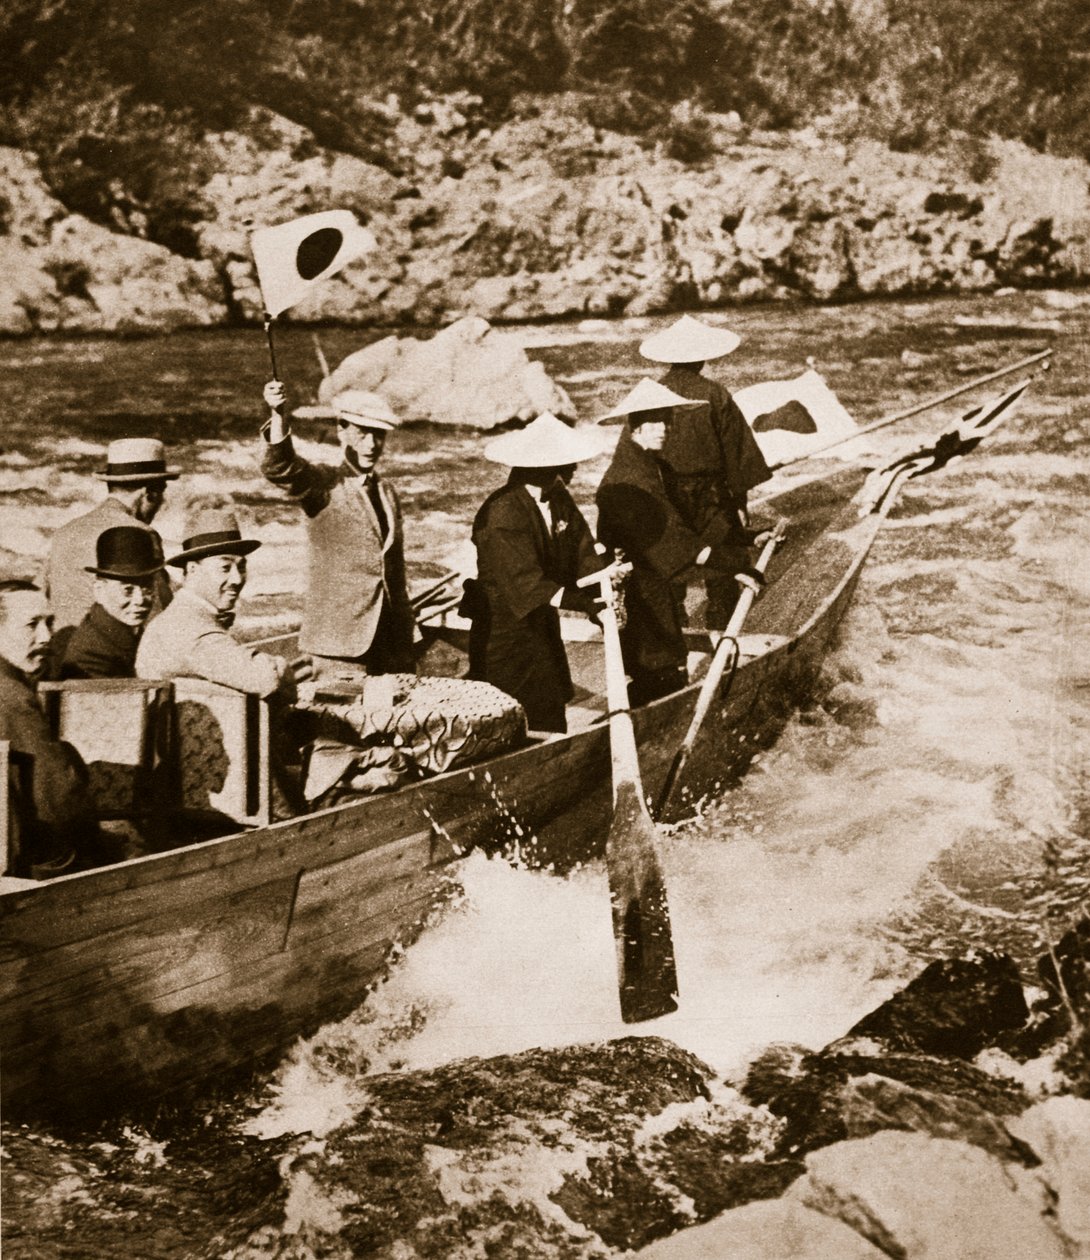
[580,562,679,1023]
[656,523,786,821]
[769,348,1052,471]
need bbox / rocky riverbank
[3,94,1090,336]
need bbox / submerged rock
[318,316,575,428]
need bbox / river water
[3,288,1090,1254]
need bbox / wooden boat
[0,379,1032,1121]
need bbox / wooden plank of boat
[0,388,1029,1119]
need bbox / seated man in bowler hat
[58,526,166,680]
[46,438,177,632]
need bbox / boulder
[318,316,575,428]
[743,1044,1026,1158]
[787,1131,1071,1260]
[839,953,1029,1058]
[633,1197,885,1258]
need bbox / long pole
[769,348,1052,471]
[263,314,281,380]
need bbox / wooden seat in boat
[171,678,272,827]
[38,678,171,821]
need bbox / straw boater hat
[96,438,180,483]
[167,508,261,567]
[331,389,400,431]
[483,412,605,467]
[85,526,165,580]
[638,315,741,364]
[597,378,705,425]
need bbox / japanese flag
[250,211,377,318]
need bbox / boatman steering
[260,379,415,685]
[639,316,773,628]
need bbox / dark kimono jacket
[596,428,750,677]
[659,364,772,535]
[468,477,600,732]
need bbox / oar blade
[607,782,679,1023]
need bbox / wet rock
[839,1073,1033,1164]
[840,953,1029,1058]
[251,1037,789,1257]
[1007,1097,1090,1247]
[318,315,575,427]
[788,1131,1071,1260]
[633,1197,886,1258]
[1036,915,1090,1015]
[743,1044,1027,1158]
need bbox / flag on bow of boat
[863,378,1031,513]
[734,369,864,467]
[250,211,377,318]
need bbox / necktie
[364,475,388,540]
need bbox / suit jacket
[260,432,414,665]
[596,428,750,674]
[659,365,772,535]
[468,477,600,730]
[136,587,290,698]
[0,658,96,877]
[59,603,140,679]
[45,497,172,631]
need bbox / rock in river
[318,316,575,429]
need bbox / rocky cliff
[3,96,1089,336]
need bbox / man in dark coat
[58,526,165,679]
[468,412,606,733]
[640,316,773,626]
[0,579,98,878]
[596,380,760,707]
[45,438,177,631]
[260,380,415,681]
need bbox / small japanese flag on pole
[250,210,377,379]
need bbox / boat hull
[0,467,884,1120]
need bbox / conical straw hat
[596,378,705,425]
[638,314,741,363]
[483,412,605,467]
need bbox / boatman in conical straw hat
[44,437,178,632]
[595,379,767,707]
[639,315,773,627]
[465,413,607,734]
[260,379,415,684]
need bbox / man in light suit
[260,379,415,681]
[45,438,177,631]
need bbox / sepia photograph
[1,0,1088,1255]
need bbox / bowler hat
[167,508,261,567]
[638,315,741,364]
[483,412,605,467]
[332,389,400,431]
[597,378,705,425]
[85,526,165,580]
[96,438,180,483]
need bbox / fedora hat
[96,438,180,483]
[638,315,741,364]
[168,508,261,567]
[483,412,605,467]
[597,378,705,425]
[331,389,400,431]
[85,526,165,580]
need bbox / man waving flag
[250,210,377,318]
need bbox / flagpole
[262,313,281,381]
